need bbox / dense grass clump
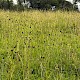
[0,10,80,80]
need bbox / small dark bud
[49,34,50,35]
[11,50,13,51]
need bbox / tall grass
[0,10,80,80]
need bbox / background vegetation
[0,0,79,10]
[0,10,80,80]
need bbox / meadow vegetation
[0,10,80,80]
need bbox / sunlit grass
[0,10,80,80]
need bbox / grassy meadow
[0,10,80,80]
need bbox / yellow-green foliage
[0,10,80,80]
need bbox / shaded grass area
[0,10,80,80]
